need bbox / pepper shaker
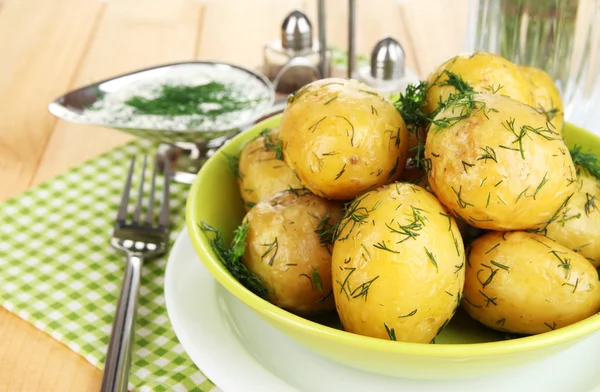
[356,37,420,94]
[263,10,330,94]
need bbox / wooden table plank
[196,0,305,67]
[0,312,101,392]
[396,0,470,77]
[33,0,204,185]
[0,0,104,202]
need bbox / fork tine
[116,156,136,223]
[158,158,171,228]
[145,156,158,225]
[132,155,148,224]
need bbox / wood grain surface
[0,0,467,390]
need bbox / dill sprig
[260,237,279,266]
[394,71,488,135]
[259,128,283,160]
[384,322,397,341]
[410,141,427,170]
[429,71,498,130]
[394,81,429,133]
[125,82,262,118]
[314,212,337,246]
[199,220,268,299]
[437,70,475,94]
[334,193,381,241]
[570,145,600,180]
[222,152,239,177]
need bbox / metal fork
[101,156,171,392]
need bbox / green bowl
[185,114,600,379]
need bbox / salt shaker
[263,10,329,94]
[356,37,420,94]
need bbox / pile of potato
[232,52,600,343]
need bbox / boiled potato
[546,165,600,268]
[425,52,534,114]
[238,128,303,209]
[332,183,465,343]
[463,232,600,335]
[425,93,576,230]
[243,190,341,315]
[279,78,409,200]
[519,65,564,136]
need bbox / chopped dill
[308,116,327,133]
[479,290,497,307]
[490,260,510,271]
[124,82,261,118]
[312,266,323,292]
[462,161,475,173]
[222,152,239,177]
[334,193,381,241]
[199,220,267,298]
[478,146,498,163]
[260,128,283,160]
[399,309,418,318]
[550,249,572,279]
[351,276,379,300]
[334,164,347,180]
[424,246,439,272]
[336,115,355,146]
[570,145,600,180]
[452,185,474,208]
[393,81,429,134]
[314,212,337,246]
[324,96,338,105]
[585,193,597,215]
[477,264,498,288]
[384,322,397,341]
[260,237,279,266]
[373,241,400,253]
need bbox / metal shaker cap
[370,37,405,80]
[281,10,313,53]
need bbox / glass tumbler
[465,0,600,133]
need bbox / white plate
[165,228,600,392]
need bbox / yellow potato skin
[331,183,465,343]
[546,168,600,267]
[243,191,341,315]
[519,65,564,136]
[238,128,303,209]
[425,93,576,230]
[279,78,409,200]
[463,232,600,335]
[425,52,535,114]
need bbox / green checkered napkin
[0,139,217,392]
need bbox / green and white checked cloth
[0,139,217,392]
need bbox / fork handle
[101,254,143,392]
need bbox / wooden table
[0,0,468,390]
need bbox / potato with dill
[425,93,576,231]
[545,147,600,267]
[331,183,465,344]
[463,232,600,335]
[279,78,409,200]
[424,52,534,115]
[519,65,564,136]
[238,128,303,209]
[243,190,341,315]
